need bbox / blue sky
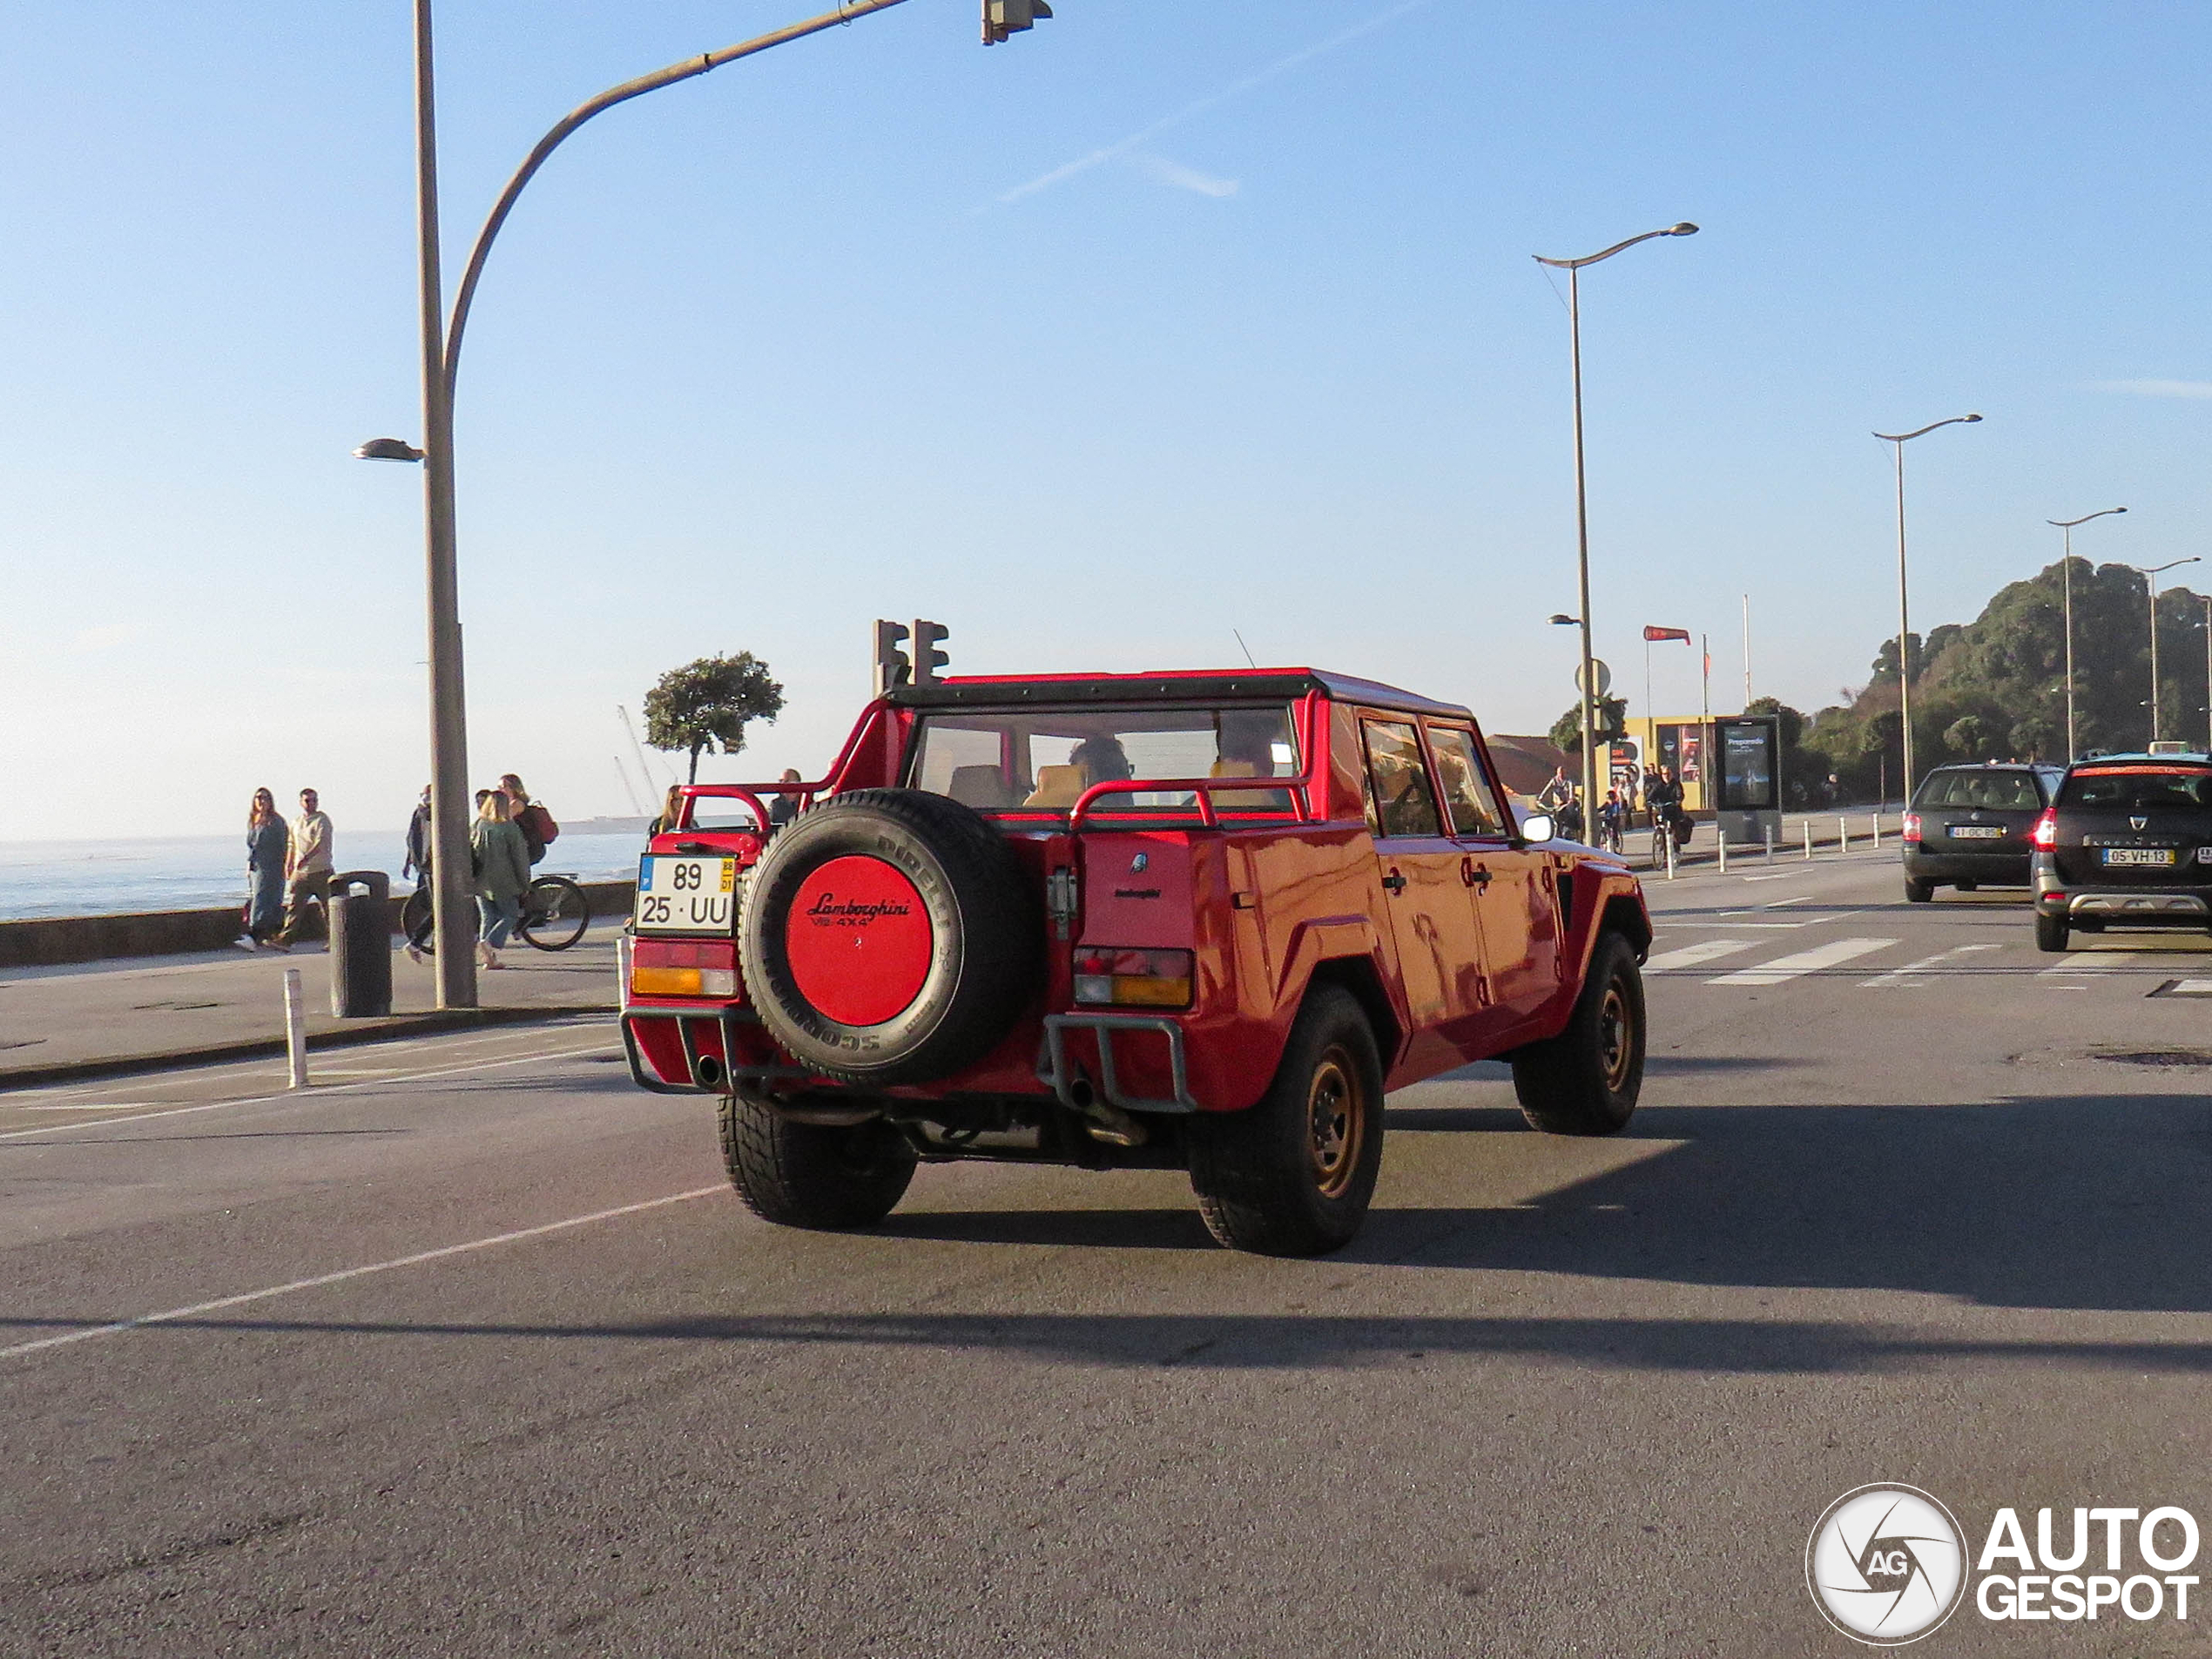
[3,1,2209,838]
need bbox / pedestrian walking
[648,783,685,838]
[270,788,334,951]
[470,792,532,970]
[498,773,559,866]
[401,784,432,892]
[236,788,287,949]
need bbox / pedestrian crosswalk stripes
[1860,943,2001,988]
[1704,937,1899,987]
[1644,938,1761,972]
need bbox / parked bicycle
[401,872,590,954]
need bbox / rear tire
[1510,933,1644,1136]
[2035,912,2070,954]
[1904,879,1935,903]
[718,1090,916,1230]
[1187,985,1384,1257]
[517,874,589,951]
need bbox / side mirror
[1518,812,1555,843]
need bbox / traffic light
[982,0,1051,44]
[873,619,910,698]
[913,619,950,685]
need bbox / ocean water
[0,830,656,921]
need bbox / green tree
[643,651,786,783]
[1549,694,1627,753]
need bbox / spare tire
[738,789,1040,1085]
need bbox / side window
[1362,720,1442,838]
[1427,726,1506,837]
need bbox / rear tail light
[2031,810,2057,851]
[1073,947,1193,1009]
[631,966,738,998]
[1901,812,1921,843]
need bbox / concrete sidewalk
[0,919,623,1089]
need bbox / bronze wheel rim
[1598,981,1635,1095]
[1306,1045,1366,1199]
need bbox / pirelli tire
[738,788,1041,1087]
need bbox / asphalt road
[8,846,2212,1656]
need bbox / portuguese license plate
[1948,825,2004,839]
[634,855,738,933]
[2101,847,2176,867]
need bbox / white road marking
[19,1103,165,1112]
[0,1038,617,1141]
[2162,979,2212,995]
[1762,896,1817,907]
[2036,951,2141,978]
[0,1185,724,1362]
[1860,943,2002,988]
[1646,939,1761,972]
[1740,873,1797,882]
[1706,938,1899,987]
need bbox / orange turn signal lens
[1072,948,1193,1009]
[630,966,738,998]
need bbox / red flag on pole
[1643,625,1691,643]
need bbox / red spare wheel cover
[783,855,935,1028]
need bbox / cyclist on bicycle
[1645,766,1690,854]
[1595,789,1628,853]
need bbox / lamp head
[354,437,425,462]
[1669,222,1699,236]
[1548,613,1581,626]
[1961,413,1983,423]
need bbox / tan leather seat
[1024,765,1088,808]
[1210,760,1260,779]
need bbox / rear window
[2060,766,2212,811]
[907,705,1299,815]
[1914,770,2044,810]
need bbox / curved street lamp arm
[1534,222,1698,271]
[442,0,910,394]
[2049,506,2127,529]
[1873,413,1983,443]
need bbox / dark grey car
[1901,763,2063,902]
[2033,754,2212,951]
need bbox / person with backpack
[498,773,558,866]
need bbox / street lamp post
[1872,414,1982,803]
[358,0,945,1008]
[2203,595,2212,754]
[2125,557,2201,745]
[2047,506,2127,759]
[1534,222,1698,826]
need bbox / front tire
[718,1090,916,1230]
[2035,912,2070,954]
[1511,932,1644,1136]
[1187,985,1385,1257]
[1904,879,1934,903]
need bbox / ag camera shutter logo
[1806,1485,1967,1645]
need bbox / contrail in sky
[991,0,1440,207]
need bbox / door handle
[1461,857,1492,889]
[1380,869,1408,894]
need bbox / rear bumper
[1903,846,2030,883]
[620,1004,812,1094]
[2033,886,2212,923]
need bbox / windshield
[907,705,1300,815]
[2060,766,2212,812]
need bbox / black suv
[1902,763,2063,902]
[2032,754,2212,951]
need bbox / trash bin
[328,869,394,1018]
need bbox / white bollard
[283,966,308,1089]
[1666,835,1677,880]
[1804,820,1815,860]
[1718,835,1729,873]
[617,933,634,1009]
[1838,815,1848,853]
[1871,813,1880,847]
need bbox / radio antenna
[1232,628,1258,668]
